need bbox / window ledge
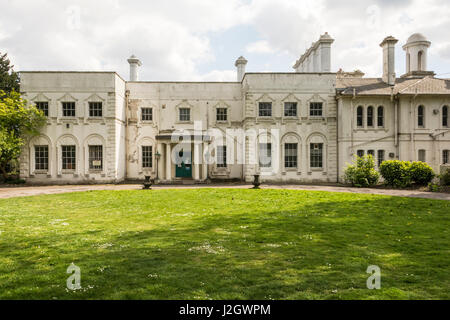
[34,170,49,175]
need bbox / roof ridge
[397,76,431,94]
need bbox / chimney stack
[127,55,142,81]
[380,36,398,86]
[293,32,334,73]
[235,56,248,82]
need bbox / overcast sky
[1,0,449,81]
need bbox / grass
[0,188,448,300]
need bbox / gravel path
[0,183,449,200]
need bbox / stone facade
[19,33,450,184]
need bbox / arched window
[443,106,448,127]
[357,106,363,127]
[418,51,423,70]
[367,106,374,127]
[377,106,384,127]
[418,105,424,127]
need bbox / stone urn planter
[142,176,154,190]
[252,174,261,189]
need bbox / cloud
[245,40,274,54]
[0,0,448,81]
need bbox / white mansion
[19,33,450,184]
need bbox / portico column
[202,142,208,181]
[166,143,172,181]
[193,143,200,181]
[157,143,164,181]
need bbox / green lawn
[0,189,448,300]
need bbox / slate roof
[336,76,450,96]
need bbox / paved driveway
[0,184,449,200]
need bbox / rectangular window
[310,102,323,117]
[35,145,49,171]
[284,143,298,168]
[142,146,152,168]
[258,102,272,117]
[61,145,76,170]
[377,150,385,167]
[141,108,153,121]
[357,150,365,158]
[443,150,449,164]
[179,108,190,122]
[284,102,297,117]
[88,145,103,170]
[310,143,323,168]
[259,143,272,168]
[217,146,227,168]
[89,102,103,117]
[367,150,375,158]
[418,149,426,162]
[35,102,49,117]
[216,108,227,121]
[62,102,76,117]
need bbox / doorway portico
[156,134,209,183]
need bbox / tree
[0,90,46,180]
[0,52,20,94]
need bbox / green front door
[175,149,192,178]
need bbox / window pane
[443,150,449,164]
[141,108,153,121]
[142,146,152,168]
[357,106,363,127]
[179,108,190,121]
[217,146,227,167]
[357,150,365,158]
[418,106,424,127]
[284,143,297,168]
[216,108,227,121]
[35,102,49,117]
[368,150,375,157]
[284,102,297,117]
[35,145,49,170]
[310,102,323,117]
[367,106,374,127]
[377,150,385,167]
[259,143,272,167]
[377,106,384,127]
[443,106,448,127]
[62,102,76,117]
[62,145,76,170]
[418,149,426,162]
[259,102,272,117]
[89,102,103,117]
[310,143,323,168]
[88,145,103,170]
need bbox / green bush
[409,161,435,185]
[379,160,412,188]
[440,168,450,186]
[344,155,380,187]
